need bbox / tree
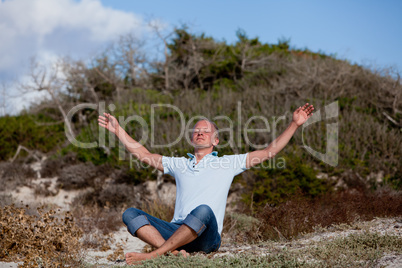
[19,59,76,137]
[0,82,11,117]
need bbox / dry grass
[73,182,143,209]
[40,152,78,178]
[140,199,175,222]
[1,187,400,267]
[222,212,261,244]
[0,162,35,191]
[57,162,98,190]
[71,205,123,250]
[0,204,83,267]
[255,188,402,241]
[113,232,402,268]
[71,205,123,236]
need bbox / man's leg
[179,205,221,253]
[136,225,189,257]
[122,208,188,258]
[125,205,221,264]
[135,225,165,248]
[126,224,197,264]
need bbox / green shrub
[0,114,65,161]
[242,153,331,207]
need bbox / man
[98,103,314,264]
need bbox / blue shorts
[122,204,221,253]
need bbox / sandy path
[84,226,147,266]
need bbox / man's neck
[193,147,214,163]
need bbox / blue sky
[101,0,402,71]
[1,0,401,114]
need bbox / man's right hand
[98,113,120,135]
[98,112,164,171]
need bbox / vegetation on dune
[1,189,401,266]
[1,28,400,193]
[0,114,65,161]
[244,232,396,267]
[224,187,402,243]
[102,232,402,268]
[0,204,83,267]
[0,27,401,265]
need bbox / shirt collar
[187,151,218,159]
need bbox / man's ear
[213,138,219,146]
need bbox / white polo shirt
[162,151,249,235]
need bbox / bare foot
[125,252,157,265]
[172,249,190,257]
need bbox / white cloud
[0,0,147,114]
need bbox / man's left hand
[293,103,314,126]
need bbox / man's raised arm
[98,113,164,172]
[246,103,314,169]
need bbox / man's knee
[122,207,143,226]
[191,204,214,222]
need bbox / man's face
[191,120,219,149]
